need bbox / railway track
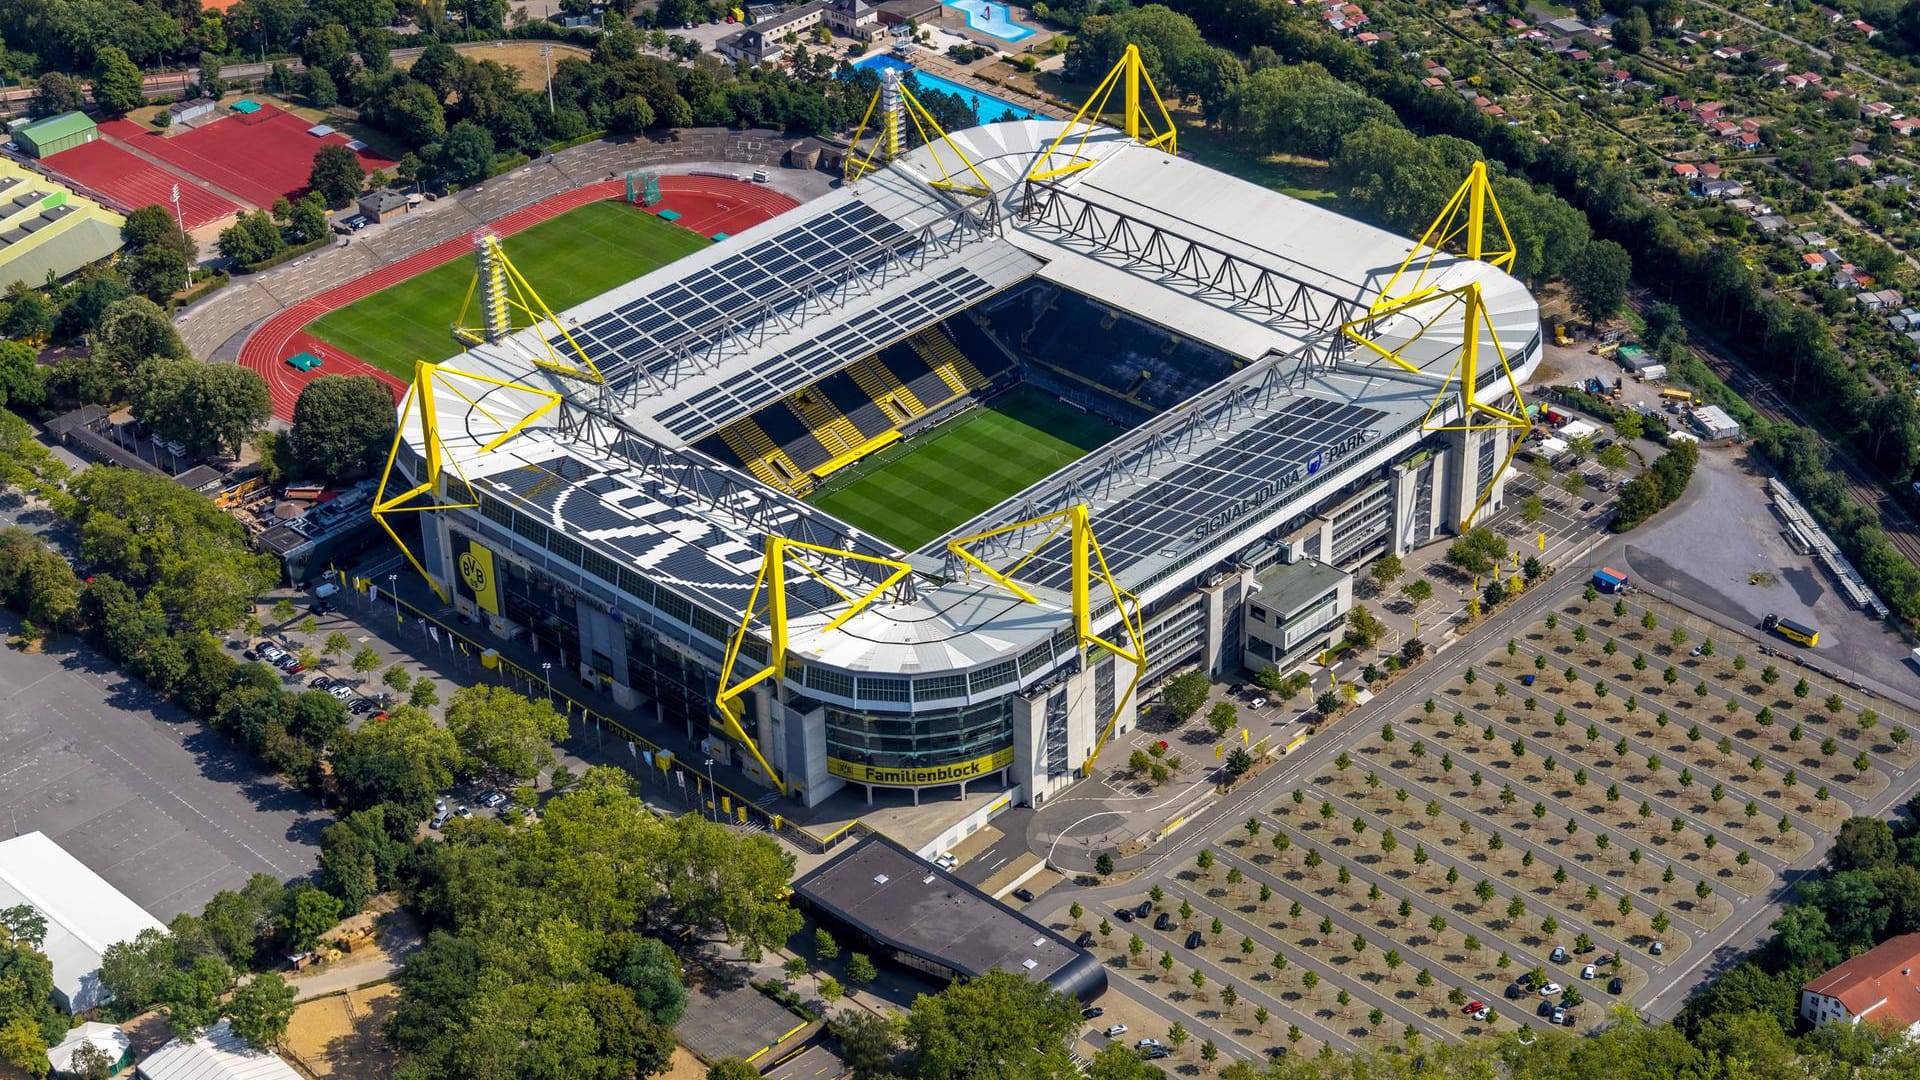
[1647,298,1920,569]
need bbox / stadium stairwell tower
[1344,162,1529,533]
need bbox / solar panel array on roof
[557,202,913,392]
[654,266,997,441]
[1010,397,1386,587]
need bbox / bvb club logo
[459,551,490,595]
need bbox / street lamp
[388,574,400,621]
[541,662,553,702]
[703,758,717,821]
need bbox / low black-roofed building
[791,834,1106,1000]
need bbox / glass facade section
[824,697,1015,770]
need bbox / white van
[313,581,341,599]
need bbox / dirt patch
[661,1044,707,1080]
[401,41,592,91]
[284,983,400,1079]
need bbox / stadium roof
[0,832,166,1012]
[0,159,125,292]
[410,119,1540,678]
[792,833,1104,998]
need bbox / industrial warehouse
[374,53,1543,816]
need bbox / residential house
[1800,932,1920,1037]
[1710,120,1740,138]
[1699,162,1723,179]
[1816,4,1843,22]
[1895,118,1920,136]
[1853,19,1878,36]
[1864,101,1896,120]
[1756,57,1790,75]
[1728,130,1762,151]
[1802,252,1828,270]
[1673,163,1700,178]
[1568,48,1591,61]
[1755,214,1788,233]
[1857,288,1905,311]
[1891,308,1920,332]
[1697,178,1744,197]
[1694,101,1727,121]
[1356,31,1381,44]
[1844,153,1874,169]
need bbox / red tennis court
[42,141,241,227]
[102,106,396,209]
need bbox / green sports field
[304,201,709,378]
[809,387,1122,550]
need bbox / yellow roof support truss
[715,537,916,795]
[1028,44,1177,183]
[372,362,564,600]
[946,505,1146,776]
[845,72,995,198]
[1372,161,1516,314]
[454,234,604,384]
[1340,281,1528,527]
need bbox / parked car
[1651,941,1665,956]
[1013,888,1035,903]
[430,810,450,829]
[1472,1007,1491,1022]
[1521,674,1536,686]
[1114,908,1133,923]
[1153,912,1173,931]
[1551,1007,1567,1025]
[1462,1001,1485,1014]
[1539,983,1562,997]
[1135,1040,1161,1050]
[1134,901,1152,918]
[309,675,333,688]
[1580,500,1596,511]
[1550,946,1567,963]
[1185,931,1204,949]
[1581,965,1596,981]
[454,806,472,819]
[1075,931,1094,948]
[1608,977,1624,995]
[328,685,354,701]
[1248,696,1268,709]
[1082,1007,1103,1019]
[1104,1025,1127,1038]
[477,790,509,809]
[1144,1048,1171,1060]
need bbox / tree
[1206,699,1238,738]
[443,684,568,784]
[1086,1043,1160,1080]
[94,295,187,378]
[289,375,400,480]
[904,970,1081,1080]
[30,73,84,118]
[1832,817,1898,871]
[616,937,688,1025]
[1445,527,1507,576]
[1371,554,1404,591]
[437,121,497,186]
[1095,852,1114,876]
[309,144,368,207]
[1614,6,1652,51]
[846,953,877,985]
[131,358,272,459]
[1569,239,1633,327]
[218,211,286,266]
[831,1012,899,1080]
[709,1060,762,1080]
[278,885,343,952]
[1403,578,1433,604]
[1161,670,1210,721]
[226,972,297,1050]
[93,46,147,116]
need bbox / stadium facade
[384,113,1541,811]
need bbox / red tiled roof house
[1801,932,1920,1037]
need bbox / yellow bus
[1659,388,1694,403]
[1763,613,1819,647]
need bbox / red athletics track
[102,107,396,210]
[239,175,800,419]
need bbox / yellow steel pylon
[845,67,993,197]
[946,505,1146,774]
[716,537,916,796]
[1340,281,1528,528]
[1028,44,1177,182]
[454,233,604,384]
[1372,161,1516,314]
[372,362,564,599]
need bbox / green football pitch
[808,387,1122,550]
[304,201,710,379]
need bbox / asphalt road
[0,615,325,919]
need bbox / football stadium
[377,55,1542,811]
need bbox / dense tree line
[1611,440,1698,532]
[388,765,799,1079]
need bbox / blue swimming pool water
[942,0,1036,41]
[852,54,1037,123]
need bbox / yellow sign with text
[459,540,500,615]
[828,747,1015,787]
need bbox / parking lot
[0,613,325,919]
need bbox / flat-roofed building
[792,833,1106,999]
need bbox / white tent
[137,1019,303,1080]
[0,833,166,1012]
[48,1022,130,1077]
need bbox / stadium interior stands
[694,282,1238,498]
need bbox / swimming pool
[852,54,1037,123]
[943,0,1036,41]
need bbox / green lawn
[809,387,1122,550]
[304,201,710,378]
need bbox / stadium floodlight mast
[845,66,993,198]
[1027,44,1177,182]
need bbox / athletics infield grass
[808,387,1122,550]
[304,201,708,378]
